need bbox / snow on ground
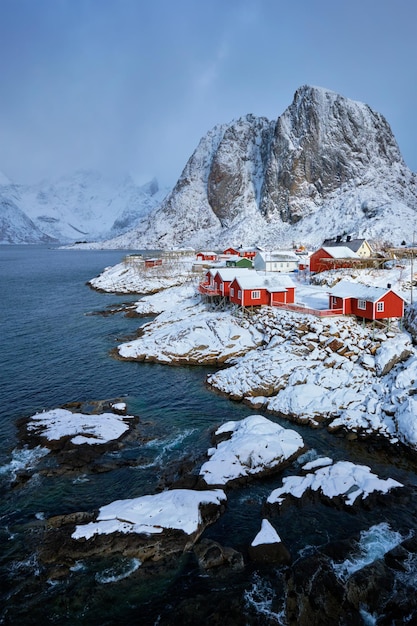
[27,408,136,445]
[199,415,305,485]
[71,489,227,539]
[88,255,197,294]
[118,294,264,363]
[267,459,403,507]
[133,283,198,316]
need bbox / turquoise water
[1,245,417,625]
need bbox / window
[238,290,242,300]
[251,290,261,299]
[332,296,338,306]
[230,288,234,297]
[377,301,384,312]
[358,299,366,310]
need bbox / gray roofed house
[321,236,373,257]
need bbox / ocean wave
[332,522,404,581]
[0,446,49,482]
[243,572,285,624]
[95,558,141,584]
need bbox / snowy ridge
[0,170,169,243]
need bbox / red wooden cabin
[329,281,405,320]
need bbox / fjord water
[1,245,417,625]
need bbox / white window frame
[251,290,261,299]
[238,289,242,300]
[230,287,234,297]
[376,301,384,313]
[358,299,367,310]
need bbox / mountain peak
[117,86,416,250]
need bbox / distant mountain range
[1,85,416,248]
[0,170,168,244]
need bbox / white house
[253,250,299,273]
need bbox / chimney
[387,283,391,289]
[346,235,351,242]
[336,235,342,243]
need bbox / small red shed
[329,280,405,320]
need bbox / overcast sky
[0,0,415,186]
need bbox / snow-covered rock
[26,408,136,445]
[118,297,264,365]
[374,335,413,376]
[199,415,305,486]
[266,459,403,508]
[248,519,292,565]
[72,489,227,539]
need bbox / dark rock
[248,539,291,566]
[193,538,245,575]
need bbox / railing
[271,302,344,317]
[198,284,222,296]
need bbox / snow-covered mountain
[0,170,169,244]
[0,197,58,244]
[109,85,416,250]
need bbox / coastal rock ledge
[39,489,227,577]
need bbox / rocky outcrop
[193,538,245,575]
[40,489,227,578]
[284,521,417,625]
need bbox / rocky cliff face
[126,85,417,250]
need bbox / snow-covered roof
[322,238,370,253]
[330,280,404,302]
[233,272,296,292]
[214,267,252,281]
[255,250,299,262]
[321,246,359,259]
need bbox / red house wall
[229,279,242,305]
[214,274,233,296]
[330,295,346,312]
[309,248,332,273]
[270,292,286,305]
[375,292,404,319]
[242,288,270,306]
[286,287,295,303]
[350,299,373,319]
